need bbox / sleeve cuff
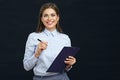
[65,66,72,71]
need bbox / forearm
[23,54,38,71]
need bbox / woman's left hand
[64,56,76,68]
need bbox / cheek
[55,17,59,20]
[41,17,47,21]
[56,17,59,22]
[54,17,59,22]
[41,18,46,22]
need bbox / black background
[0,0,120,80]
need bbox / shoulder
[59,32,70,39]
[28,32,36,38]
[58,32,71,45]
[27,32,42,40]
[28,32,42,37]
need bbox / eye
[51,14,56,17]
[43,14,48,17]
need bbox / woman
[23,2,76,80]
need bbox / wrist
[34,53,39,58]
[66,65,72,69]
[65,65,72,71]
[34,50,41,58]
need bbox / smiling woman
[23,2,76,80]
[41,8,59,31]
[36,2,62,33]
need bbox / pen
[37,39,42,42]
[37,39,48,46]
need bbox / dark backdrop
[0,0,120,80]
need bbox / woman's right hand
[35,41,48,58]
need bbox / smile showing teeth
[46,21,53,25]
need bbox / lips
[46,20,54,25]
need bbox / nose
[47,16,52,20]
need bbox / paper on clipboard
[47,47,80,72]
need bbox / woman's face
[41,8,59,31]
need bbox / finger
[64,61,73,65]
[66,58,76,63]
[64,60,76,66]
[42,41,48,45]
[64,60,70,64]
[66,57,75,60]
[38,43,44,49]
[42,43,48,49]
[65,56,74,61]
[69,56,76,60]
[68,56,74,59]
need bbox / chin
[46,25,56,29]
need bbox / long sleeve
[23,29,73,76]
[66,35,71,47]
[61,34,71,47]
[64,35,73,71]
[23,33,38,71]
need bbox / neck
[46,28,56,32]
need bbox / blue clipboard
[47,47,80,72]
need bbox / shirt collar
[44,28,58,37]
